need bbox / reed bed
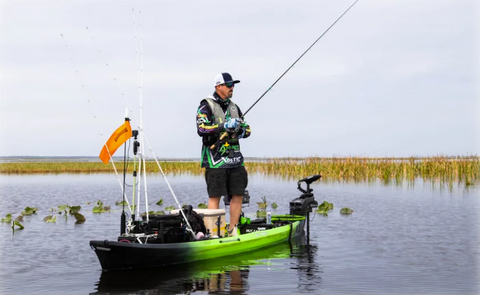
[247,156,479,185]
[0,161,200,175]
[0,156,478,185]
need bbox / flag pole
[121,109,130,235]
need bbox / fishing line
[243,0,360,116]
[60,33,133,214]
[131,10,194,236]
[85,26,135,119]
[133,9,150,221]
[84,10,195,237]
[85,15,148,222]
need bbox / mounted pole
[131,130,139,222]
[121,111,130,235]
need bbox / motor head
[290,175,321,215]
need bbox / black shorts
[205,166,248,197]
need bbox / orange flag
[99,120,132,164]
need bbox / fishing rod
[243,0,359,116]
[211,0,359,149]
[66,14,197,239]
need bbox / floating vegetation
[198,203,208,209]
[314,201,353,216]
[21,207,38,216]
[44,215,56,223]
[73,213,86,224]
[1,213,12,223]
[340,207,354,215]
[164,205,175,211]
[257,196,268,209]
[58,205,69,214]
[316,201,334,216]
[53,205,84,221]
[156,199,163,206]
[93,201,111,213]
[271,202,278,209]
[116,200,128,206]
[12,220,24,231]
[256,210,266,218]
[70,206,81,214]
[15,215,24,222]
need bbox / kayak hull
[90,219,305,271]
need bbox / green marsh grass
[0,156,478,185]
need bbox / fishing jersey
[196,92,251,169]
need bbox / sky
[0,0,479,159]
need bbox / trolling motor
[289,175,320,245]
[290,175,320,215]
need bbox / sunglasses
[223,82,235,88]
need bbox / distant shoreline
[0,156,199,163]
[0,155,477,163]
[0,156,478,185]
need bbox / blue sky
[0,0,478,158]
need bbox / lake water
[0,173,478,295]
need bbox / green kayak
[90,175,320,271]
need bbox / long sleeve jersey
[196,92,251,168]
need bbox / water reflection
[93,235,320,295]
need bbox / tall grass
[248,156,479,185]
[0,161,200,175]
[0,156,478,185]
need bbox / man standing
[196,72,251,236]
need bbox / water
[0,173,478,295]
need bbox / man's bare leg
[229,195,243,231]
[208,196,221,209]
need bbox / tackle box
[171,208,226,237]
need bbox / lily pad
[256,210,266,218]
[316,201,333,214]
[156,199,163,206]
[21,207,38,216]
[257,196,268,209]
[198,203,208,209]
[1,214,12,223]
[74,213,86,224]
[12,220,24,230]
[69,206,81,214]
[93,201,110,213]
[58,205,69,214]
[44,215,57,223]
[340,207,354,215]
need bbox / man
[196,72,251,237]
